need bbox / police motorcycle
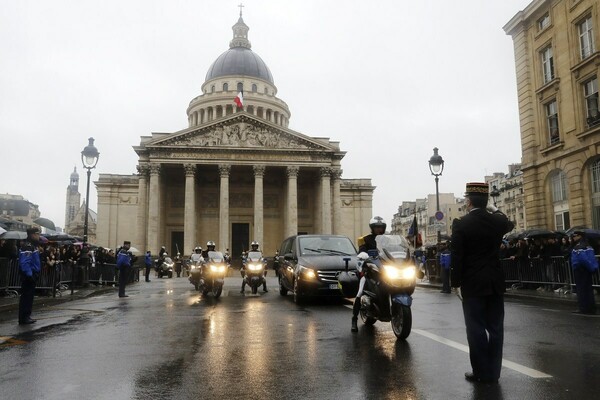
[242,250,267,294]
[342,235,422,340]
[188,247,205,290]
[156,253,174,279]
[196,250,229,298]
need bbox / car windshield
[207,251,224,262]
[247,251,262,261]
[299,236,357,256]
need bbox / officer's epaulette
[356,235,367,248]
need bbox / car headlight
[248,263,264,271]
[298,266,316,279]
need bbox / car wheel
[293,279,304,305]
[279,276,288,296]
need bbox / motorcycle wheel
[213,283,222,298]
[251,284,258,295]
[202,287,209,296]
[194,282,199,291]
[360,309,377,326]
[168,272,173,279]
[391,303,412,340]
[279,276,288,296]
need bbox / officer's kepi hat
[123,240,131,246]
[464,182,489,197]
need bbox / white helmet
[251,241,259,249]
[369,216,387,232]
[206,241,216,249]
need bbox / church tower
[65,166,81,229]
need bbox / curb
[417,282,578,304]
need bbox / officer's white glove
[454,287,463,302]
[486,205,499,213]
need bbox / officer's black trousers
[462,294,504,381]
[19,276,36,322]
[118,267,129,296]
[574,267,596,313]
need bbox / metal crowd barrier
[425,259,439,282]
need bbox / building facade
[0,194,40,228]
[96,14,374,257]
[64,167,81,232]
[485,163,526,233]
[504,0,600,230]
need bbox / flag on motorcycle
[234,91,243,108]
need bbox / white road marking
[412,329,552,378]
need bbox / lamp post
[490,185,500,208]
[428,147,444,244]
[73,138,99,295]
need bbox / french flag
[234,91,243,108]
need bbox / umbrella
[524,228,557,239]
[39,235,49,244]
[0,231,27,240]
[575,228,600,239]
[44,233,78,242]
[505,231,525,241]
[128,246,142,255]
[33,217,56,231]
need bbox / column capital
[218,164,231,177]
[148,163,161,175]
[136,164,150,177]
[286,166,299,178]
[183,163,197,176]
[320,167,332,178]
[253,165,266,177]
[331,169,343,180]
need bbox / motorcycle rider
[202,241,217,259]
[351,216,386,332]
[240,241,268,293]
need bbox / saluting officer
[451,182,514,384]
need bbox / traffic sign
[435,211,444,221]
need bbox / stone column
[331,169,343,235]
[320,167,332,234]
[183,163,197,255]
[136,164,149,252]
[218,164,231,252]
[253,165,265,245]
[286,166,299,237]
[147,163,161,254]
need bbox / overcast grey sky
[1,0,531,230]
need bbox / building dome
[205,47,273,84]
[204,15,274,84]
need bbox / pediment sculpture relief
[164,123,322,149]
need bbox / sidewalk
[0,285,117,314]
[416,281,597,305]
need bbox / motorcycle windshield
[247,251,262,262]
[375,235,409,260]
[207,251,224,262]
[164,257,173,264]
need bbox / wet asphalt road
[1,276,599,400]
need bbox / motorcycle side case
[392,293,413,307]
[338,271,359,297]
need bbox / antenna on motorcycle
[343,257,351,272]
[383,248,395,262]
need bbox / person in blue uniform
[116,241,136,298]
[451,182,514,384]
[18,227,42,325]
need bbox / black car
[276,234,359,304]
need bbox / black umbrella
[576,228,600,239]
[0,231,27,240]
[524,228,557,239]
[33,217,56,231]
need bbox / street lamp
[428,147,444,244]
[81,137,100,245]
[490,185,500,207]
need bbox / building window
[554,211,570,231]
[211,85,215,93]
[551,170,568,203]
[538,13,550,31]
[237,82,243,93]
[591,159,600,229]
[223,83,229,92]
[584,77,600,127]
[252,84,257,93]
[541,46,554,84]
[545,100,560,145]
[578,16,595,59]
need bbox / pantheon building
[96,14,374,258]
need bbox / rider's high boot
[351,297,360,332]
[240,282,246,294]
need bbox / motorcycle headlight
[248,263,264,271]
[210,265,226,273]
[298,266,316,279]
[383,265,416,280]
[166,263,174,268]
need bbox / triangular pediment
[145,114,335,151]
